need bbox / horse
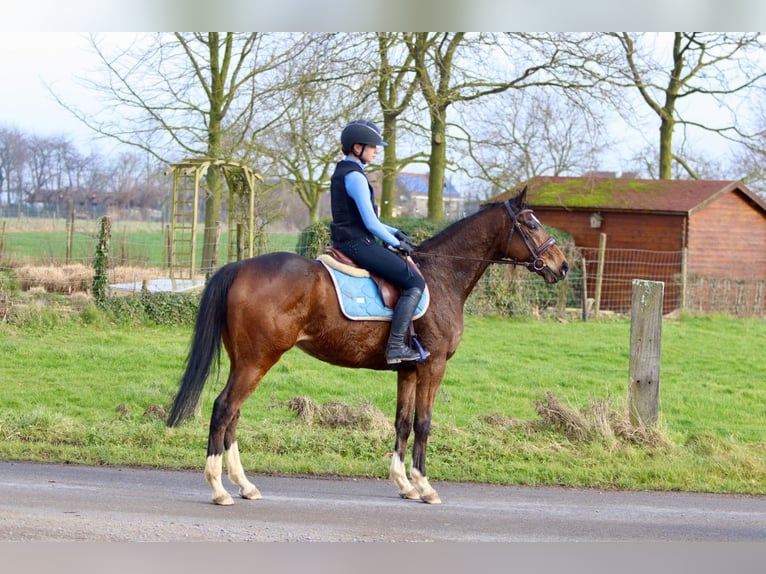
[167,186,569,505]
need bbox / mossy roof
[493,176,766,215]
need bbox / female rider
[329,119,428,366]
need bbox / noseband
[502,200,557,272]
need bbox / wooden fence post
[66,199,74,265]
[594,232,607,316]
[581,256,589,322]
[628,279,664,427]
[680,247,688,313]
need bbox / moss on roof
[528,178,659,208]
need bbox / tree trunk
[380,119,398,219]
[307,193,320,224]
[658,110,675,179]
[427,109,447,222]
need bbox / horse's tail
[166,261,242,427]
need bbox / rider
[330,119,428,366]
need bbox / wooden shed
[493,175,766,314]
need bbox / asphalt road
[1,460,764,542]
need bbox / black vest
[330,160,378,245]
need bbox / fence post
[66,199,74,265]
[680,247,688,313]
[628,279,664,427]
[581,256,589,322]
[594,232,607,316]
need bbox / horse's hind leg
[390,370,420,500]
[224,410,261,500]
[205,364,268,505]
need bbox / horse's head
[502,186,569,284]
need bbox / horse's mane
[418,199,521,252]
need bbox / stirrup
[411,335,431,362]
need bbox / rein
[417,200,557,270]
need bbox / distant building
[374,172,462,219]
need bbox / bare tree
[0,126,28,215]
[374,33,422,219]
[244,34,374,225]
[56,32,309,272]
[403,32,608,221]
[458,87,606,199]
[605,32,766,180]
[734,101,766,198]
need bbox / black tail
[167,261,242,427]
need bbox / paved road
[1,460,764,542]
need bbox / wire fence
[1,217,764,318]
[575,246,765,318]
[577,247,684,315]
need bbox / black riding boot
[386,287,425,365]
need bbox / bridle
[501,200,557,272]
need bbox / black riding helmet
[341,120,387,162]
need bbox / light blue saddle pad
[318,256,429,322]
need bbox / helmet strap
[352,144,367,164]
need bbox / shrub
[296,216,447,260]
[296,218,332,259]
[97,291,200,327]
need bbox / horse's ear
[513,185,528,208]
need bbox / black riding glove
[394,230,416,255]
[394,241,414,257]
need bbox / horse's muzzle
[541,260,569,283]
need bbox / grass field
[0,310,763,494]
[0,221,300,267]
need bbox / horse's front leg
[409,363,445,504]
[390,370,420,500]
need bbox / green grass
[0,312,764,494]
[1,223,300,266]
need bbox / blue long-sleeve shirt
[342,157,401,246]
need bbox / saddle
[318,248,430,359]
[319,247,406,309]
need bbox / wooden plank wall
[688,192,766,280]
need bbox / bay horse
[167,187,568,505]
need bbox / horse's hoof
[399,487,420,500]
[420,492,442,504]
[240,486,262,500]
[213,493,235,506]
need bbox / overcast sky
[2,0,765,149]
[0,30,759,177]
[0,33,106,148]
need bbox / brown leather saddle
[322,246,419,309]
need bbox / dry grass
[9,264,168,294]
[534,392,667,447]
[284,396,393,434]
[484,392,667,448]
[479,412,538,435]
